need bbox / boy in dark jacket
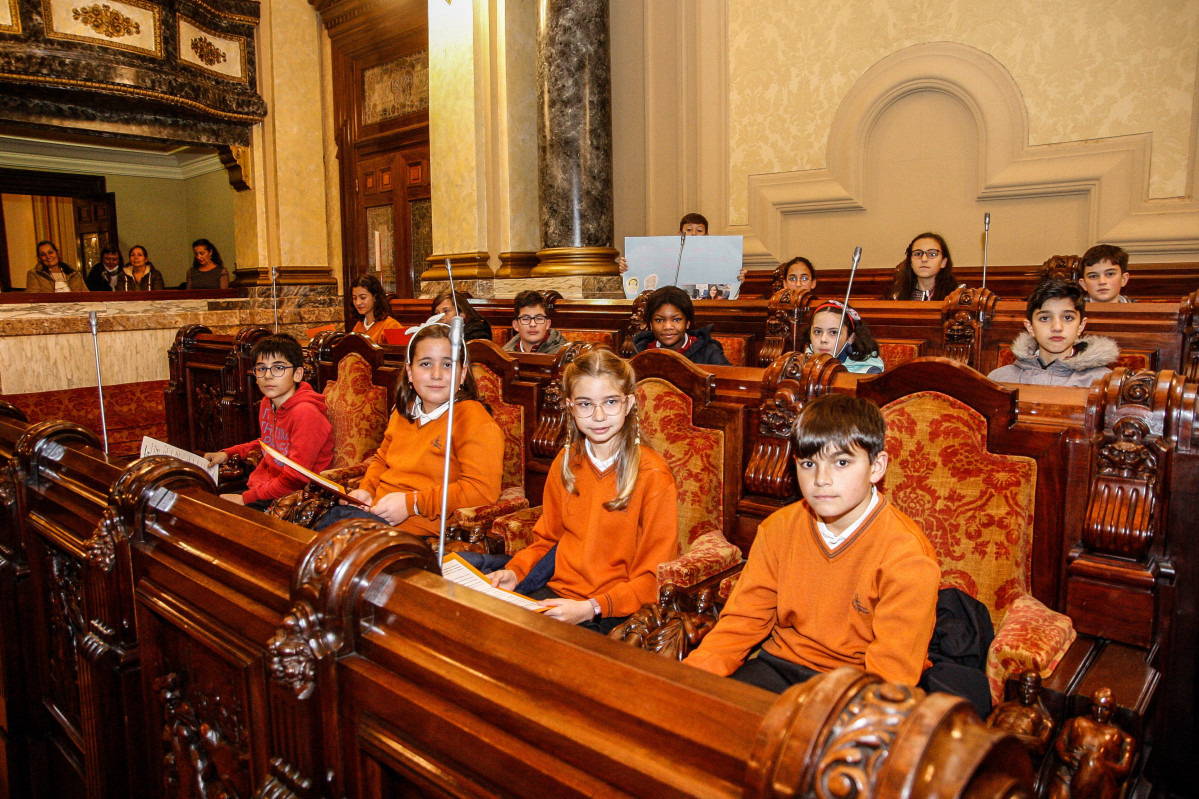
[204,334,334,509]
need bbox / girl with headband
[800,300,884,374]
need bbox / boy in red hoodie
[204,334,334,509]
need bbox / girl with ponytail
[488,349,679,633]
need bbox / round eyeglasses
[252,364,298,378]
[910,249,942,260]
[568,397,627,418]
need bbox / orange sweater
[684,496,939,685]
[506,446,679,617]
[352,316,403,344]
[359,400,503,537]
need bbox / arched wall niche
[746,42,1199,267]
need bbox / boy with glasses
[503,290,567,354]
[204,334,334,509]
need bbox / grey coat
[986,331,1118,387]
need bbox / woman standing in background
[186,239,230,289]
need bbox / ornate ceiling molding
[0,0,265,145]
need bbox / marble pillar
[533,0,619,277]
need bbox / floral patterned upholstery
[985,593,1076,704]
[322,352,390,470]
[882,391,1036,631]
[876,340,922,370]
[559,329,618,348]
[490,377,742,588]
[711,334,749,367]
[491,327,511,346]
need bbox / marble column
[533,0,619,277]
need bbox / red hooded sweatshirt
[221,382,334,504]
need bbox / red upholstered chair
[876,339,924,370]
[710,333,751,366]
[489,349,743,593]
[993,347,1149,372]
[857,360,1078,704]
[558,329,619,349]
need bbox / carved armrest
[608,584,720,660]
[985,593,1077,706]
[446,487,530,554]
[656,528,742,591]
[488,505,543,555]
[217,449,262,490]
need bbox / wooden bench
[0,407,1033,798]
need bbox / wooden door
[73,193,118,272]
[351,142,431,302]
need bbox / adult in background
[86,248,124,291]
[186,238,230,289]
[26,241,87,292]
[118,245,166,291]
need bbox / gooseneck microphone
[88,311,110,455]
[981,212,991,291]
[671,231,688,288]
[834,246,863,358]
[437,258,465,572]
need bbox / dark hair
[191,238,224,270]
[644,286,694,328]
[397,323,480,420]
[99,247,121,266]
[250,333,304,369]
[801,302,880,361]
[1025,278,1086,321]
[679,212,708,232]
[792,393,886,460]
[431,288,485,326]
[706,284,722,299]
[513,289,549,316]
[129,245,148,260]
[35,240,75,274]
[1080,244,1129,273]
[350,274,391,324]
[783,256,816,283]
[886,232,958,301]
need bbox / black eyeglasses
[517,315,549,325]
[910,249,942,260]
[252,364,298,378]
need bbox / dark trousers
[314,503,390,530]
[731,649,820,693]
[459,546,557,596]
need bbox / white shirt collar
[413,398,451,426]
[584,438,619,471]
[816,487,878,550]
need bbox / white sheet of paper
[622,235,744,299]
[140,436,220,482]
[440,553,548,612]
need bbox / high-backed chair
[489,348,743,593]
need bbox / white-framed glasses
[568,397,627,418]
[910,249,941,260]
[252,364,298,378]
[517,314,549,325]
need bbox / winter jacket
[986,331,1118,387]
[805,345,884,374]
[26,265,88,292]
[503,327,567,354]
[221,382,334,504]
[116,265,166,291]
[632,324,730,366]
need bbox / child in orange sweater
[486,349,680,633]
[684,393,939,690]
[314,322,503,537]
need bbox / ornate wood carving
[941,285,997,367]
[745,669,1034,799]
[609,585,718,660]
[0,0,266,144]
[254,757,312,799]
[620,290,651,357]
[44,544,85,723]
[743,351,844,500]
[1040,254,1083,284]
[14,420,101,486]
[531,342,594,458]
[1178,289,1199,383]
[1083,417,1165,560]
[268,518,436,700]
[156,670,250,798]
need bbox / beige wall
[106,173,197,285]
[3,194,37,284]
[612,0,1199,268]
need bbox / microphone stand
[834,247,862,360]
[270,265,280,332]
[670,232,688,287]
[981,212,991,324]
[88,311,110,455]
[437,258,463,573]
